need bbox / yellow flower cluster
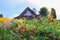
[0,17,25,23]
[0,18,12,23]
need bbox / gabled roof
[18,7,37,17]
[14,7,39,19]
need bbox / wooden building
[14,7,40,20]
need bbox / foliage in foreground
[0,17,60,40]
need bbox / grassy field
[0,17,60,40]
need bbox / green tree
[51,8,56,19]
[39,7,48,17]
[0,14,3,17]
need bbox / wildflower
[18,19,24,22]
[4,21,11,27]
[31,29,35,33]
[30,28,35,35]
[0,18,12,23]
[14,23,18,29]
[48,17,54,23]
[18,26,27,34]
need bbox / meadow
[0,17,60,40]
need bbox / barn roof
[19,7,37,17]
[14,7,39,19]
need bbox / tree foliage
[39,7,48,17]
[0,14,3,17]
[51,8,56,19]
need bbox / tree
[33,8,36,12]
[51,8,56,19]
[39,7,48,17]
[0,14,3,17]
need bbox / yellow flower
[0,18,12,23]
[17,19,24,22]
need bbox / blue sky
[0,0,37,18]
[0,0,60,19]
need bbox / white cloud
[27,0,52,10]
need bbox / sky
[0,0,60,19]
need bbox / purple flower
[4,21,11,26]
